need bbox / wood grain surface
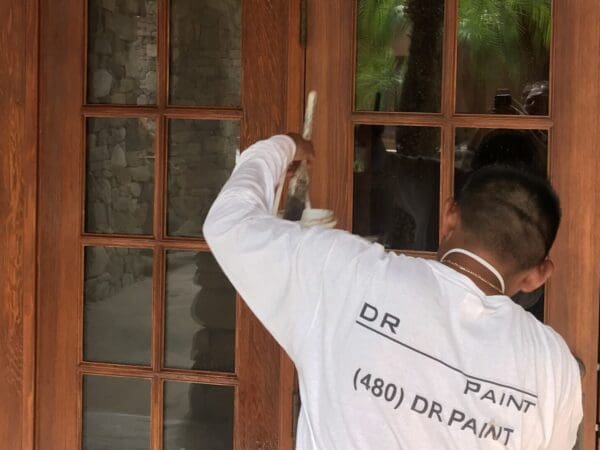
[547,1,600,448]
[0,0,38,449]
[238,1,293,448]
[2,0,598,449]
[36,0,84,448]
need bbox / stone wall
[87,0,242,238]
[88,0,157,105]
[86,117,156,235]
[169,0,241,106]
[87,0,241,107]
[167,120,239,237]
[84,246,153,304]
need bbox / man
[204,134,582,449]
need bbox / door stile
[279,0,307,448]
[22,0,40,448]
[305,0,355,230]
[548,1,600,448]
[236,0,295,447]
[37,1,86,448]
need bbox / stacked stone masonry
[170,0,241,106]
[88,0,158,104]
[86,117,156,235]
[167,120,239,237]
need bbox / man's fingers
[286,132,314,162]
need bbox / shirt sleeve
[203,135,379,361]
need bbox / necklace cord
[444,260,503,294]
[440,248,506,294]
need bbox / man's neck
[440,250,504,296]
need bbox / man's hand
[286,133,315,163]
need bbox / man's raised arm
[203,135,377,361]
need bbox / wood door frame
[2,0,598,449]
[549,2,600,448]
[305,0,600,449]
[0,0,39,449]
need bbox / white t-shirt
[204,135,582,450]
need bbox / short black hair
[456,166,561,271]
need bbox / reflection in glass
[456,0,551,115]
[86,118,156,235]
[84,247,153,365]
[167,120,239,237]
[454,128,548,321]
[83,375,150,450]
[353,125,441,251]
[87,0,157,104]
[169,0,241,106]
[454,128,547,191]
[165,251,236,372]
[164,381,234,450]
[355,0,444,112]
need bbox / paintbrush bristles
[282,161,310,221]
[273,91,317,217]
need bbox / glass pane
[169,0,242,106]
[84,246,153,365]
[87,0,157,105]
[86,118,156,235]
[83,375,150,450]
[353,125,441,251]
[454,128,548,321]
[164,251,236,372]
[454,128,548,189]
[355,0,445,112]
[456,0,551,115]
[164,381,234,450]
[167,120,239,237]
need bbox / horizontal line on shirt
[355,320,538,399]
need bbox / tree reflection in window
[355,0,551,116]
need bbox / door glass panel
[87,0,158,105]
[454,128,548,190]
[86,118,156,235]
[456,0,551,115]
[354,125,441,251]
[167,120,239,238]
[454,128,548,321]
[164,250,236,372]
[169,0,242,106]
[163,381,234,450]
[355,0,445,112]
[84,246,153,365]
[83,375,151,450]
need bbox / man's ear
[440,197,460,242]
[518,259,555,293]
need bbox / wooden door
[32,0,600,449]
[304,0,600,448]
[35,0,303,449]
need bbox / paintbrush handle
[303,91,317,140]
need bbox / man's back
[203,135,582,449]
[292,251,580,449]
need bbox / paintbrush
[282,91,316,220]
[283,160,310,220]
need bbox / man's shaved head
[456,166,561,271]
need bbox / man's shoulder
[525,313,571,354]
[520,313,581,384]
